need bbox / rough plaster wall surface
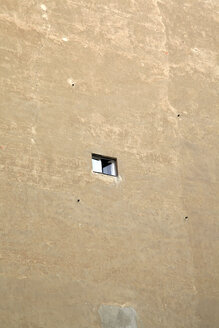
[0,0,218,327]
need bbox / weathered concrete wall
[0,1,218,327]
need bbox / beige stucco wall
[0,1,218,327]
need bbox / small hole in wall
[177,114,180,117]
[184,216,188,220]
[72,83,75,87]
[77,199,80,203]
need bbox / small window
[92,154,118,177]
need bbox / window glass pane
[92,158,102,173]
[102,163,111,175]
[102,160,116,176]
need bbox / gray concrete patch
[98,305,137,328]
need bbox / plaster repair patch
[98,305,137,328]
[40,4,47,11]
